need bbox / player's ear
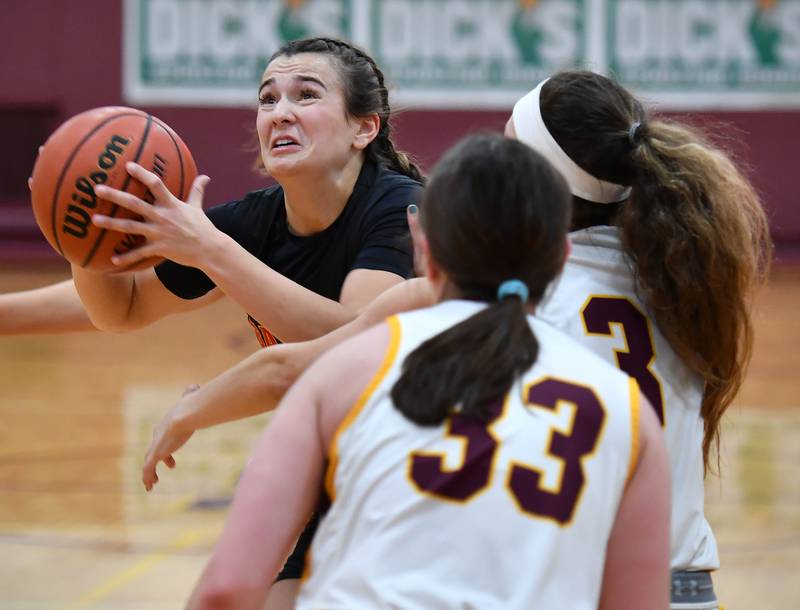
[352,113,380,150]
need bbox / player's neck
[281,156,364,235]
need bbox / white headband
[512,79,631,204]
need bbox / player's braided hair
[391,134,571,425]
[540,70,772,473]
[269,37,424,183]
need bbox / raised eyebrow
[258,75,328,95]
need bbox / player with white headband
[506,71,770,610]
[510,78,631,204]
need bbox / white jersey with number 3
[296,299,641,610]
[538,226,719,572]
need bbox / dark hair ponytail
[392,298,537,424]
[541,70,772,471]
[269,37,424,183]
[391,134,571,425]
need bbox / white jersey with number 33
[538,226,719,572]
[296,299,641,610]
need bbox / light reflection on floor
[705,409,800,609]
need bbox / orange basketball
[30,106,197,272]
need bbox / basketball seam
[151,117,188,199]
[115,118,189,273]
[81,114,154,268]
[48,112,146,257]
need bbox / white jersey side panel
[538,226,718,571]
[297,300,640,610]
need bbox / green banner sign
[370,0,587,108]
[124,0,352,106]
[124,0,800,109]
[608,0,800,106]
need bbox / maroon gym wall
[1,1,797,262]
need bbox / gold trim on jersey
[626,378,641,485]
[324,316,402,502]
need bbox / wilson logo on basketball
[62,135,131,239]
[30,106,197,272]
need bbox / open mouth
[271,136,300,150]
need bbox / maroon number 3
[509,379,605,524]
[408,378,606,525]
[581,296,665,424]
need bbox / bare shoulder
[302,321,395,447]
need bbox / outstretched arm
[141,342,305,491]
[90,163,412,341]
[72,263,222,333]
[72,173,223,333]
[0,279,96,334]
[142,277,435,490]
[185,323,391,610]
[0,259,217,337]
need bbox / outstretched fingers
[124,161,177,204]
[142,384,200,491]
[186,175,211,209]
[92,213,154,237]
[94,183,158,221]
[142,454,159,491]
[142,447,175,491]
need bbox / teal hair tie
[497,279,529,302]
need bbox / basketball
[29,106,197,272]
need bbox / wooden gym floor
[0,262,798,609]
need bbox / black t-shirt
[155,161,422,344]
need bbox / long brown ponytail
[623,120,771,471]
[541,71,772,472]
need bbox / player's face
[257,53,364,179]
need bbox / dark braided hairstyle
[268,37,424,183]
